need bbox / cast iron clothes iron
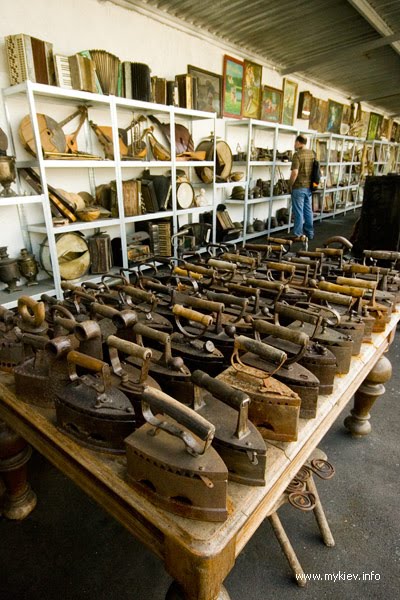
[106,335,161,426]
[126,322,192,405]
[170,305,225,377]
[125,386,228,522]
[55,351,136,454]
[272,302,337,396]
[172,295,236,366]
[285,302,353,375]
[190,370,267,486]
[217,336,301,443]
[248,320,320,420]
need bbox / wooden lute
[19,106,88,157]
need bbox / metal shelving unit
[0,80,217,306]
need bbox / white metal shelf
[0,194,44,206]
[28,218,121,234]
[121,160,172,168]
[125,211,174,224]
[0,278,55,309]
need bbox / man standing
[289,134,314,240]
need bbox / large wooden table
[0,312,398,600]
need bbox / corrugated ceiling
[113,0,400,116]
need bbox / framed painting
[242,60,262,119]
[342,105,351,125]
[367,112,382,140]
[187,65,222,117]
[391,121,399,142]
[260,85,282,122]
[282,78,298,125]
[297,91,312,119]
[309,97,328,132]
[326,100,344,134]
[222,55,244,118]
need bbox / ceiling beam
[353,89,400,102]
[280,32,400,75]
[347,0,400,56]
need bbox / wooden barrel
[40,232,90,280]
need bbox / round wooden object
[19,113,67,156]
[40,232,90,280]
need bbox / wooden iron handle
[310,289,353,307]
[318,281,365,298]
[208,258,237,271]
[18,296,45,327]
[107,335,152,361]
[133,322,170,345]
[141,386,215,456]
[336,276,377,290]
[267,261,295,273]
[192,370,249,410]
[235,335,287,365]
[206,290,248,308]
[172,304,213,327]
[275,301,320,325]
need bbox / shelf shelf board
[120,160,172,168]
[0,194,43,206]
[125,211,174,224]
[28,218,121,234]
[249,160,273,166]
[248,197,272,205]
[175,160,214,168]
[215,181,247,188]
[271,194,291,200]
[3,81,110,105]
[177,206,213,216]
[0,278,55,309]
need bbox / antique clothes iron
[246,320,320,420]
[190,370,267,486]
[125,386,228,522]
[217,336,301,442]
[272,303,337,395]
[55,351,136,453]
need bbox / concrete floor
[1,209,399,600]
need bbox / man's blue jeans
[291,187,314,239]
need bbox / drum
[40,232,91,280]
[195,138,233,183]
[176,181,194,209]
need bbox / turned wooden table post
[0,420,36,519]
[344,354,392,437]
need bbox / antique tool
[335,276,393,331]
[14,333,53,407]
[125,386,228,521]
[170,305,225,376]
[247,320,320,420]
[55,350,136,453]
[309,289,366,353]
[191,370,267,486]
[0,155,17,196]
[272,302,337,395]
[127,322,192,405]
[0,247,21,293]
[284,303,353,374]
[16,295,48,336]
[172,295,236,364]
[112,281,173,333]
[19,106,89,157]
[87,230,113,274]
[107,335,160,425]
[217,336,301,442]
[0,306,24,372]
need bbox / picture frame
[260,85,282,123]
[326,100,344,134]
[242,60,262,119]
[309,97,328,132]
[222,55,244,118]
[282,78,298,125]
[297,91,312,119]
[342,105,352,125]
[187,65,222,117]
[367,112,383,140]
[391,121,398,142]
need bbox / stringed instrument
[89,114,147,160]
[19,106,89,157]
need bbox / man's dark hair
[296,135,307,145]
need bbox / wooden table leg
[344,355,392,437]
[268,511,306,587]
[164,536,235,600]
[305,474,335,547]
[0,420,37,520]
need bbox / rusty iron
[249,320,320,420]
[127,322,192,405]
[125,386,228,522]
[190,370,267,486]
[55,350,136,454]
[106,335,161,426]
[217,336,301,442]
